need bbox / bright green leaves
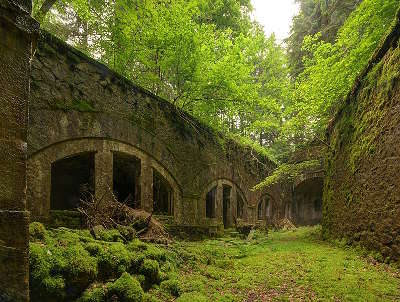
[33,0,289,159]
[285,0,399,141]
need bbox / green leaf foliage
[285,0,399,140]
[253,160,321,190]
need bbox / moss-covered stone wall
[324,11,400,261]
[28,31,283,229]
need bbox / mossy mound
[29,222,168,302]
[107,272,144,302]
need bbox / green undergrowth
[29,223,400,301]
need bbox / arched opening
[206,186,217,218]
[223,185,232,228]
[257,195,272,221]
[293,177,323,226]
[153,169,173,215]
[113,152,141,208]
[51,152,95,210]
[237,194,244,219]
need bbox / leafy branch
[252,159,322,190]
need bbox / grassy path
[155,227,400,301]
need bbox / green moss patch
[30,224,400,301]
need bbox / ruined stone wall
[324,11,400,260]
[0,0,37,301]
[28,31,281,229]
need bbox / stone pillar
[230,187,237,226]
[216,182,223,221]
[141,156,153,212]
[0,0,38,301]
[95,151,113,201]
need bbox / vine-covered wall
[324,12,400,261]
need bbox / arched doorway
[50,152,95,210]
[203,179,247,228]
[113,152,141,208]
[293,177,323,226]
[257,194,273,222]
[153,169,173,216]
[206,186,217,219]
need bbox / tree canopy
[32,0,400,162]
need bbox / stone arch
[292,176,323,226]
[201,179,248,228]
[27,138,182,220]
[257,193,274,222]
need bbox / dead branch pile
[271,218,297,231]
[78,189,171,244]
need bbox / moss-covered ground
[30,224,400,301]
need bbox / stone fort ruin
[26,31,324,232]
[0,2,327,298]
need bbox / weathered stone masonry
[0,7,324,301]
[27,31,287,231]
[324,11,400,261]
[0,0,38,301]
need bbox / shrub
[176,292,208,302]
[139,259,161,287]
[29,222,47,241]
[160,279,181,297]
[107,272,144,302]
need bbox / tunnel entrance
[206,186,217,218]
[51,152,95,210]
[113,152,141,208]
[293,177,323,226]
[153,170,173,215]
[223,185,231,228]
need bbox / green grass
[30,224,400,301]
[151,227,400,302]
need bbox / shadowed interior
[51,152,95,210]
[113,152,141,208]
[153,169,173,215]
[293,177,323,226]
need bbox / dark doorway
[206,186,217,218]
[51,152,95,210]
[293,177,323,226]
[223,185,231,228]
[153,170,173,215]
[113,152,141,208]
